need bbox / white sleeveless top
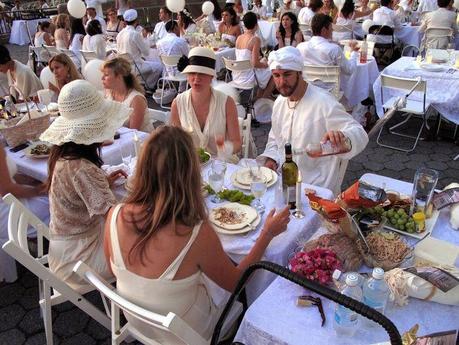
[34,32,46,47]
[106,90,154,133]
[109,204,220,341]
[175,88,227,155]
[234,38,272,89]
[222,33,237,44]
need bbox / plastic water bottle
[363,267,389,317]
[333,273,363,337]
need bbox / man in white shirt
[156,20,189,77]
[85,0,107,33]
[297,14,359,77]
[419,0,457,48]
[117,9,163,90]
[372,0,402,29]
[259,46,368,194]
[417,0,439,14]
[154,7,172,40]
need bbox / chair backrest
[369,24,394,36]
[380,74,427,112]
[424,27,453,49]
[80,50,98,63]
[302,64,341,99]
[401,44,420,57]
[73,261,208,345]
[223,57,253,72]
[425,26,453,38]
[30,45,49,63]
[149,108,170,124]
[59,48,78,59]
[43,44,61,57]
[332,23,353,33]
[159,54,182,67]
[238,112,252,159]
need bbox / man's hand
[349,40,360,52]
[264,157,278,171]
[107,169,128,187]
[321,130,346,147]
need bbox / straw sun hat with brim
[179,47,217,77]
[40,80,132,146]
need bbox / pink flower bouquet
[289,248,342,285]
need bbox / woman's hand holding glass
[250,169,267,213]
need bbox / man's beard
[277,73,300,98]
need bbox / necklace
[287,98,299,110]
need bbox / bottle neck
[285,153,293,162]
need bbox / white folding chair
[302,64,342,100]
[117,52,153,93]
[43,44,61,58]
[401,44,420,57]
[223,57,258,119]
[238,112,253,159]
[74,261,243,345]
[376,74,431,152]
[299,23,312,40]
[148,108,170,125]
[423,27,453,50]
[332,23,354,40]
[59,47,81,70]
[79,50,98,63]
[157,55,188,109]
[1,194,111,345]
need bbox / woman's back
[109,203,221,340]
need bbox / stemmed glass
[251,170,267,214]
[118,140,133,167]
[208,160,227,203]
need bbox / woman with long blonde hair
[102,57,153,132]
[104,126,290,341]
[48,53,82,100]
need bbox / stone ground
[0,44,458,345]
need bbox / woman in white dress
[178,8,197,36]
[103,57,154,133]
[106,7,124,39]
[39,80,129,289]
[69,18,86,69]
[34,21,53,47]
[0,145,49,283]
[334,0,372,40]
[276,12,304,48]
[48,54,82,101]
[170,47,241,157]
[234,12,275,98]
[252,0,268,19]
[82,19,106,60]
[54,14,70,49]
[218,7,242,47]
[104,125,290,341]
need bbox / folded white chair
[1,194,111,345]
[302,64,343,100]
[157,55,188,109]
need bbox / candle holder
[293,208,305,219]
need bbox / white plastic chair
[332,23,354,40]
[79,50,98,63]
[43,44,61,58]
[302,64,342,100]
[59,48,81,70]
[157,55,188,109]
[238,112,253,159]
[1,194,111,345]
[223,57,258,119]
[376,74,431,152]
[73,261,243,345]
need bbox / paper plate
[212,213,261,235]
[24,141,52,159]
[420,63,447,72]
[253,98,274,124]
[234,167,274,185]
[231,168,278,190]
[209,203,258,230]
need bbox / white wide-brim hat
[40,80,131,146]
[182,47,217,77]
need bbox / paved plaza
[0,44,458,344]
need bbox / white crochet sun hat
[40,80,131,146]
[182,47,217,77]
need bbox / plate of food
[24,141,52,159]
[198,148,211,167]
[231,167,278,190]
[209,202,258,231]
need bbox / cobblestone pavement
[1,44,458,344]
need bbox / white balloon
[39,66,57,89]
[67,0,86,19]
[362,19,374,34]
[334,0,345,10]
[83,59,105,90]
[202,1,215,15]
[166,0,185,13]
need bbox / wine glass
[37,89,52,112]
[208,160,227,203]
[118,140,133,167]
[251,171,267,213]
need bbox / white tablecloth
[373,56,459,125]
[5,127,148,182]
[9,19,41,45]
[342,57,380,107]
[235,173,459,344]
[114,161,333,304]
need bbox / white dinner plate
[235,166,274,185]
[212,213,262,235]
[420,63,448,72]
[24,141,52,159]
[209,203,258,230]
[231,168,278,190]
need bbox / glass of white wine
[208,160,227,203]
[251,171,267,214]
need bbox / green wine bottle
[282,143,298,210]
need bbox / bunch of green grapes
[381,208,416,233]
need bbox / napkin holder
[0,85,50,147]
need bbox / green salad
[204,185,255,205]
[198,148,210,164]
